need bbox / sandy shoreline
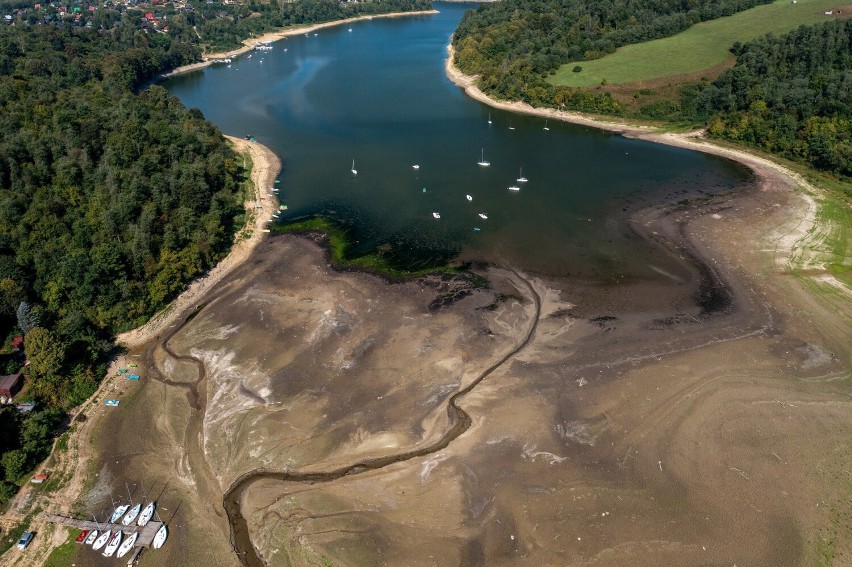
[160,10,440,80]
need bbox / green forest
[0,0,431,509]
[453,1,851,177]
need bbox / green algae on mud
[275,216,487,287]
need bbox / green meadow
[550,0,847,86]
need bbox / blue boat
[126,375,140,381]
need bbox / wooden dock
[45,514,163,547]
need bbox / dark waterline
[163,3,751,279]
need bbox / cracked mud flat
[82,177,850,567]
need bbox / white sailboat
[116,531,138,558]
[487,113,492,124]
[477,148,490,167]
[478,213,488,219]
[508,186,520,192]
[102,531,122,557]
[137,502,156,526]
[412,164,420,170]
[351,159,357,175]
[466,195,473,201]
[517,168,528,183]
[543,119,550,131]
[432,212,441,219]
[122,503,141,525]
[508,122,515,130]
[84,529,99,545]
[152,525,168,549]
[92,530,111,551]
[109,505,128,523]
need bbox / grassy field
[550,0,848,87]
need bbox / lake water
[163,3,750,278]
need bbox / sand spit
[160,10,440,80]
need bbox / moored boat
[137,502,156,526]
[479,213,488,219]
[92,530,111,551]
[109,505,128,523]
[432,212,441,219]
[75,529,89,543]
[152,525,168,549]
[477,148,490,167]
[84,529,98,545]
[122,503,141,525]
[102,531,122,557]
[116,531,138,558]
[508,186,520,192]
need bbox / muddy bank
[94,157,847,566]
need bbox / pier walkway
[44,514,163,547]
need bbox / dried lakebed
[105,175,851,567]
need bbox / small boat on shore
[92,530,112,551]
[137,502,156,526]
[477,148,490,167]
[84,529,98,545]
[102,531,122,557]
[110,505,128,523]
[116,531,138,558]
[152,525,168,549]
[122,503,141,525]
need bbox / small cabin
[0,373,22,400]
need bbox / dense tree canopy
[696,20,851,175]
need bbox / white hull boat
[508,186,520,192]
[477,148,490,167]
[102,531,122,557]
[466,195,472,201]
[479,213,488,219]
[84,529,99,546]
[116,531,138,558]
[122,503,141,525]
[351,159,357,175]
[109,505,128,523]
[152,525,168,549]
[92,530,111,551]
[432,212,441,219]
[137,502,156,526]
[517,168,528,183]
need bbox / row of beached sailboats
[81,486,169,558]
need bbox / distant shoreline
[160,10,440,81]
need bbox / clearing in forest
[550,0,850,87]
